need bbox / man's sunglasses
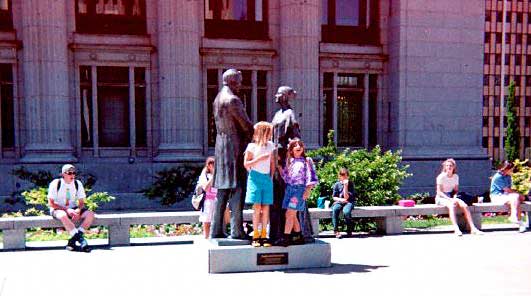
[65,172,76,176]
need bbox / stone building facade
[483,0,531,161]
[0,0,490,210]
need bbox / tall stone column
[20,0,74,162]
[156,0,202,161]
[387,0,490,194]
[279,0,320,148]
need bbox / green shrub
[141,165,202,206]
[306,131,411,207]
[512,159,531,195]
[407,192,431,205]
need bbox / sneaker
[78,233,91,252]
[261,238,272,248]
[335,232,342,239]
[66,232,81,251]
[454,229,463,236]
[471,229,484,235]
[519,221,527,233]
[251,239,261,247]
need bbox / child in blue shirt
[490,161,526,232]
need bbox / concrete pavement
[0,230,530,296]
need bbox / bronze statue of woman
[270,86,315,244]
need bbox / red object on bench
[398,199,415,207]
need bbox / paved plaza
[0,230,530,296]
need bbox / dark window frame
[75,0,147,35]
[79,65,148,149]
[0,63,14,149]
[204,0,269,40]
[321,0,380,45]
[485,10,492,22]
[0,0,13,31]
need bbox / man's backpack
[56,179,81,193]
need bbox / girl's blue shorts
[245,170,273,205]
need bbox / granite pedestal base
[206,239,331,273]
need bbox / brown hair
[286,138,306,167]
[440,158,457,174]
[338,167,349,177]
[203,156,215,174]
[252,121,273,146]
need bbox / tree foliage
[140,165,202,206]
[505,80,520,161]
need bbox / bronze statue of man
[210,69,254,239]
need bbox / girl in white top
[196,157,217,238]
[435,158,483,236]
[244,121,275,247]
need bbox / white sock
[69,229,78,237]
[78,227,85,233]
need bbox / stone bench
[0,210,261,250]
[309,202,531,235]
[1,202,530,250]
[0,212,202,250]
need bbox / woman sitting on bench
[435,158,483,236]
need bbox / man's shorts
[282,184,307,211]
[50,207,88,220]
[245,170,273,205]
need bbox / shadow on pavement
[23,244,113,252]
[283,263,388,274]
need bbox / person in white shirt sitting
[435,158,483,236]
[47,164,94,252]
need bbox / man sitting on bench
[47,164,94,252]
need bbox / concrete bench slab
[395,204,448,216]
[118,212,200,225]
[2,201,531,251]
[308,208,332,219]
[470,204,510,213]
[351,206,397,217]
[11,216,63,229]
[0,218,14,229]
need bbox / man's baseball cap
[61,164,76,174]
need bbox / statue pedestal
[204,239,331,273]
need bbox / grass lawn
[0,224,202,244]
[404,215,521,229]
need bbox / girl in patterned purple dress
[277,138,318,246]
